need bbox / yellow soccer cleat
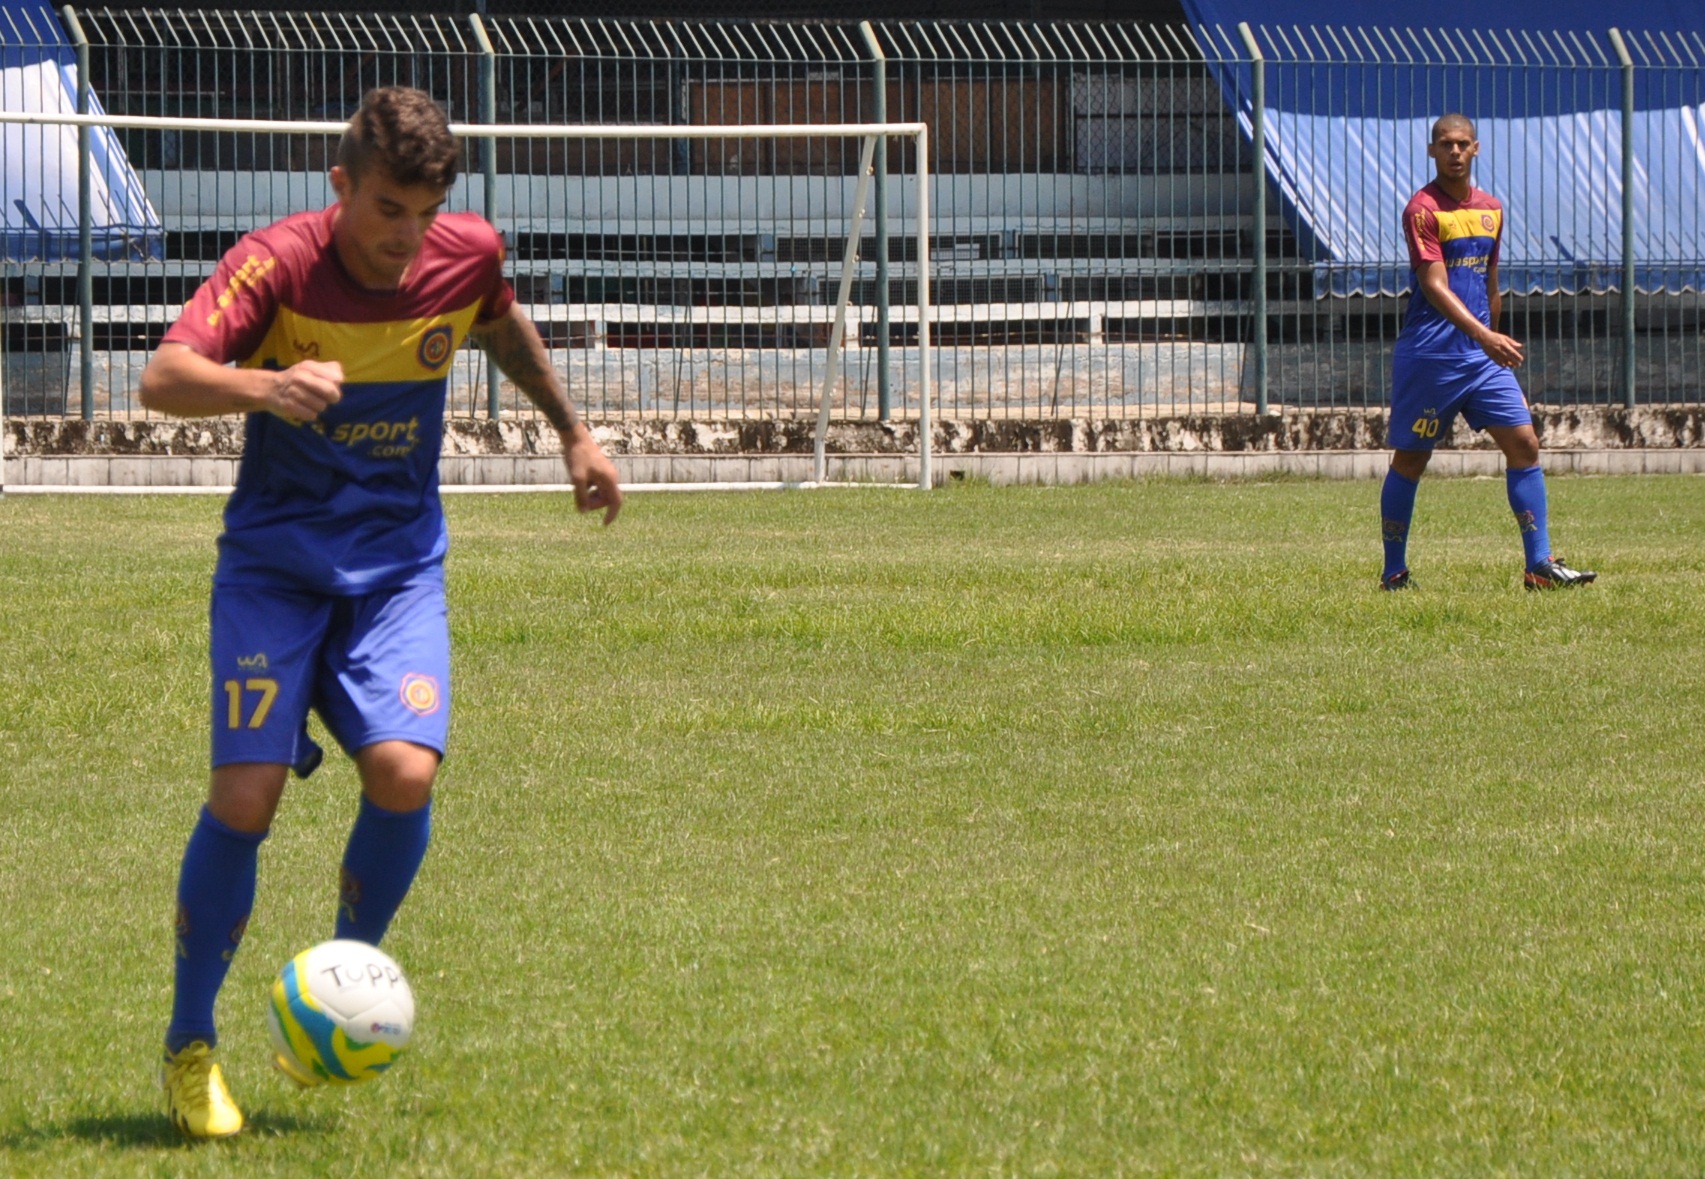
[271,1050,324,1090]
[161,1041,245,1139]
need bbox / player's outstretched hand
[564,428,623,525]
[267,360,345,423]
[1479,330,1525,369]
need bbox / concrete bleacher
[2,161,1351,418]
[4,211,1292,353]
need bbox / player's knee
[1490,426,1541,467]
[207,763,290,832]
[361,772,435,813]
[357,741,439,812]
[1507,438,1540,467]
[1391,449,1431,481]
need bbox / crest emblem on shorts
[399,673,442,716]
[417,325,453,370]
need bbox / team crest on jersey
[418,325,454,370]
[399,673,442,717]
[1481,214,1496,232]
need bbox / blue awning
[1183,6,1705,295]
[1,3,163,263]
[1259,104,1705,297]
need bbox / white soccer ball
[266,939,415,1086]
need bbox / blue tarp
[1260,105,1705,296]
[1,3,162,262]
[1181,0,1703,39]
[1181,2,1705,295]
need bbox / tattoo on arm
[474,312,579,434]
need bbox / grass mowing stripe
[0,476,1699,1175]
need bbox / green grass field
[1,474,1702,1176]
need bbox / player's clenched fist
[267,359,345,423]
[565,429,624,525]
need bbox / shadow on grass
[2,1107,334,1152]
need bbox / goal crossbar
[0,112,935,492]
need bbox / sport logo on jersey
[399,673,442,717]
[417,325,454,370]
[321,417,423,458]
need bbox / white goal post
[0,110,935,491]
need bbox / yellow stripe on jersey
[1434,207,1500,243]
[241,303,483,383]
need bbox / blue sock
[1505,464,1552,570]
[336,795,432,946]
[1380,468,1420,578]
[167,806,266,1054]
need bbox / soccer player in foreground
[1379,113,1595,592]
[138,86,622,1138]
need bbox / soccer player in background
[138,86,622,1138]
[1379,113,1595,591]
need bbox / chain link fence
[3,9,1701,423]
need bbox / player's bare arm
[469,302,624,524]
[468,303,579,432]
[1416,261,1524,368]
[139,342,345,423]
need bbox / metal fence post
[915,121,932,490]
[63,5,93,419]
[1609,28,1637,409]
[1237,22,1268,415]
[860,21,891,422]
[470,11,501,419]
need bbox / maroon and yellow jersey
[1397,181,1503,358]
[163,207,514,593]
